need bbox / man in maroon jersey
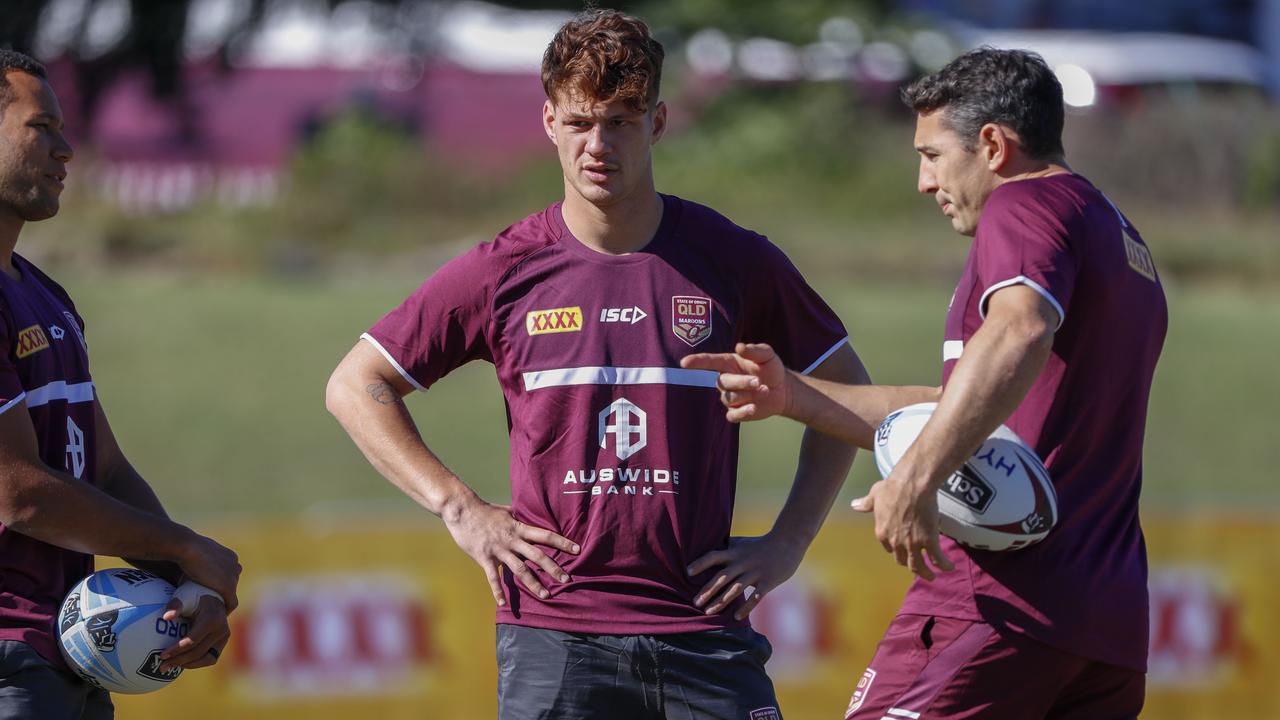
[0,49,241,718]
[685,49,1166,719]
[327,9,869,719]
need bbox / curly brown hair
[541,9,664,112]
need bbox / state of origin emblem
[671,296,712,347]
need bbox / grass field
[59,260,1280,523]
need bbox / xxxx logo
[15,325,49,358]
[526,306,583,336]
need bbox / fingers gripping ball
[874,403,1058,551]
[57,569,190,694]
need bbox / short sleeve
[0,306,26,414]
[741,239,848,375]
[364,243,503,391]
[973,186,1076,329]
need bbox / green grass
[57,265,1278,522]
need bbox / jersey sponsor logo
[63,312,87,350]
[599,398,646,460]
[599,306,648,325]
[562,399,681,498]
[845,667,876,717]
[1123,229,1157,282]
[526,306,583,335]
[749,708,781,720]
[671,296,712,346]
[15,324,49,358]
[562,467,680,496]
[66,417,86,479]
[943,464,995,513]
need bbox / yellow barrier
[111,512,1279,719]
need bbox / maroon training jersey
[367,194,848,634]
[0,254,98,666]
[901,174,1168,671]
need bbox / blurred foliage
[24,82,1280,289]
[659,83,919,217]
[259,108,558,269]
[640,0,890,43]
[1065,90,1280,211]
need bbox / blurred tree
[0,0,888,137]
[638,0,892,43]
[0,0,645,135]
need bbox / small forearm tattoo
[365,382,401,406]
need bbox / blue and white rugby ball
[57,568,187,694]
[874,403,1058,551]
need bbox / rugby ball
[57,568,187,694]
[874,403,1058,551]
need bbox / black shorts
[0,640,113,720]
[496,624,782,720]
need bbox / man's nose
[52,132,73,164]
[917,161,937,195]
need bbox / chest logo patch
[526,306,583,335]
[1123,229,1157,282]
[672,296,712,347]
[15,324,50,358]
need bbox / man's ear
[650,100,667,144]
[980,122,1015,172]
[543,99,558,145]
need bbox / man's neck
[0,213,23,280]
[561,187,665,256]
[998,156,1072,186]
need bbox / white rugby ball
[57,568,188,694]
[874,402,1058,551]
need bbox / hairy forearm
[768,426,855,547]
[768,346,865,544]
[892,315,1052,493]
[326,367,478,521]
[787,375,941,449]
[98,461,183,583]
[0,464,196,565]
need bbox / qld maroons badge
[671,295,712,347]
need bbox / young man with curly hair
[327,9,869,719]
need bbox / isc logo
[600,306,648,325]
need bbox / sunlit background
[4,1,1278,717]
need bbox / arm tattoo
[365,382,402,406]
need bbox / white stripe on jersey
[360,333,427,392]
[523,366,718,392]
[887,709,921,719]
[0,391,28,415]
[943,340,964,361]
[25,381,94,408]
[979,275,1065,331]
[801,337,850,375]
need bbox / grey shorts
[496,624,782,720]
[0,640,113,720]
